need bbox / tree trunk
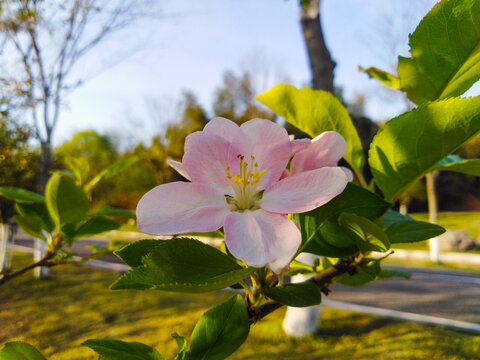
[38,140,51,279]
[300,0,335,92]
[40,139,52,190]
[282,0,336,338]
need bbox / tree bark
[40,139,52,190]
[300,0,335,92]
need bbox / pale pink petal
[136,182,229,235]
[341,167,354,181]
[167,160,191,181]
[224,209,301,273]
[239,119,292,189]
[260,167,350,214]
[240,118,290,148]
[291,138,311,155]
[182,131,234,194]
[290,131,347,175]
[203,117,243,143]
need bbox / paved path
[13,236,480,330]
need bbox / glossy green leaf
[386,221,445,244]
[115,239,167,268]
[434,155,480,176]
[0,186,44,204]
[190,295,250,360]
[369,97,480,201]
[89,207,135,219]
[397,0,480,104]
[335,259,382,286]
[359,66,400,89]
[111,238,256,292]
[73,217,120,239]
[295,183,390,254]
[13,215,46,241]
[257,84,364,173]
[84,156,138,193]
[302,220,358,258]
[15,202,54,233]
[45,172,90,227]
[82,339,164,360]
[284,260,315,277]
[379,210,414,228]
[261,282,322,307]
[171,333,188,360]
[338,213,390,253]
[0,341,47,360]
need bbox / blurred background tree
[0,0,154,188]
[0,117,40,223]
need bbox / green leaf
[397,0,480,104]
[45,172,90,227]
[171,333,188,360]
[369,97,480,201]
[82,339,164,360]
[84,156,138,193]
[89,207,135,219]
[386,221,445,244]
[64,157,91,185]
[111,238,256,292]
[73,217,120,239]
[302,220,358,258]
[0,342,47,360]
[261,282,321,307]
[379,210,414,228]
[434,155,480,176]
[295,183,390,254]
[336,259,382,286]
[256,84,364,173]
[359,66,400,89]
[284,260,315,277]
[190,295,249,360]
[15,202,54,233]
[115,239,167,268]
[13,215,46,241]
[0,186,44,204]
[338,213,390,253]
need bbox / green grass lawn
[2,253,480,360]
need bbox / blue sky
[56,0,469,147]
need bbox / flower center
[225,154,266,211]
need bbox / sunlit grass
[2,252,480,360]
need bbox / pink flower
[136,117,350,273]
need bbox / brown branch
[0,250,55,286]
[248,258,353,323]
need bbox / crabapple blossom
[136,117,350,273]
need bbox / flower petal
[239,119,292,189]
[137,182,229,235]
[203,117,243,143]
[291,138,311,155]
[167,160,191,180]
[290,131,346,175]
[182,131,234,193]
[261,167,350,214]
[224,209,301,273]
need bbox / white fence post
[282,253,320,337]
[33,238,50,279]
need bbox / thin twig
[248,258,353,323]
[0,250,55,286]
